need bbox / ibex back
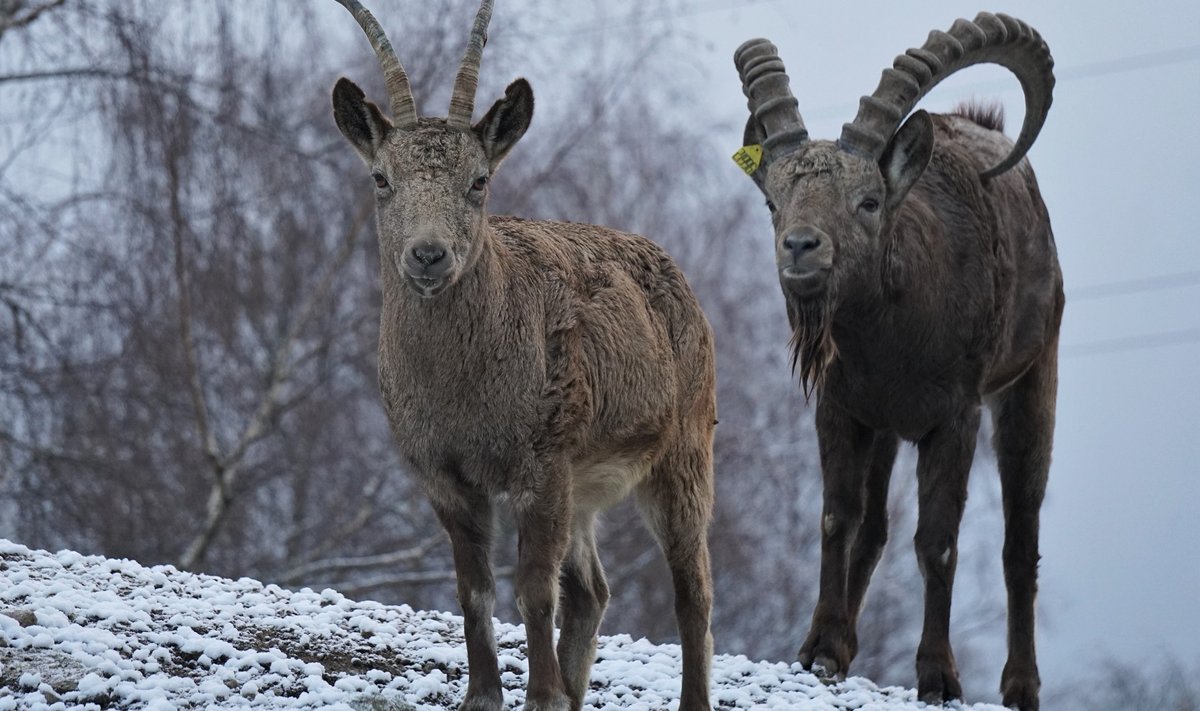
[331,2,716,710]
[733,13,1060,711]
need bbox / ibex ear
[474,79,534,172]
[332,77,392,165]
[741,116,770,195]
[880,110,933,212]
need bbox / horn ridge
[734,38,809,164]
[447,0,494,131]
[838,12,1055,180]
[334,0,418,130]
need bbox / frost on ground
[0,540,1007,710]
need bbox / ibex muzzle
[779,226,833,298]
[396,230,455,298]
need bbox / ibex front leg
[913,406,979,705]
[844,432,899,659]
[799,402,875,679]
[431,488,503,711]
[515,476,571,711]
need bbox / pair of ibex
[330,2,1061,710]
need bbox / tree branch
[0,0,66,39]
[165,125,221,475]
[292,472,385,564]
[177,197,373,570]
[322,566,516,598]
[280,534,443,585]
[0,67,124,84]
[219,197,373,472]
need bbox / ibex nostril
[411,244,446,267]
[784,232,822,256]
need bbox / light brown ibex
[733,13,1060,711]
[330,2,716,710]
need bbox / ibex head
[734,14,1053,391]
[332,0,532,299]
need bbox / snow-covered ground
[0,540,1007,710]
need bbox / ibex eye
[859,198,880,213]
[765,200,777,213]
[471,175,489,192]
[372,173,389,189]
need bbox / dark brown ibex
[733,13,1060,711]
[330,2,716,710]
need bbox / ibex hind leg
[991,346,1057,711]
[556,514,610,711]
[636,445,714,711]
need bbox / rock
[0,648,89,694]
[0,608,37,627]
[349,695,419,711]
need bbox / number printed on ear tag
[732,144,763,175]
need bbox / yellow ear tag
[732,144,763,175]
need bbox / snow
[0,540,1008,710]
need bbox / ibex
[330,2,716,710]
[732,14,1060,711]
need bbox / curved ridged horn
[735,38,809,164]
[447,0,494,131]
[335,0,419,130]
[839,12,1054,179]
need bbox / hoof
[1001,662,1040,711]
[916,656,962,705]
[521,693,571,711]
[460,690,504,711]
[798,626,852,681]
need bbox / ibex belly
[571,452,653,513]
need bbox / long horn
[839,12,1054,179]
[447,0,494,131]
[334,0,419,130]
[734,38,809,165]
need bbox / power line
[555,3,1200,84]
[1058,44,1200,82]
[1067,269,1200,301]
[1062,328,1200,358]
[1061,271,1200,355]
[800,41,1200,121]
[551,0,783,38]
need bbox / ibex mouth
[393,252,450,299]
[407,275,448,299]
[779,266,829,299]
